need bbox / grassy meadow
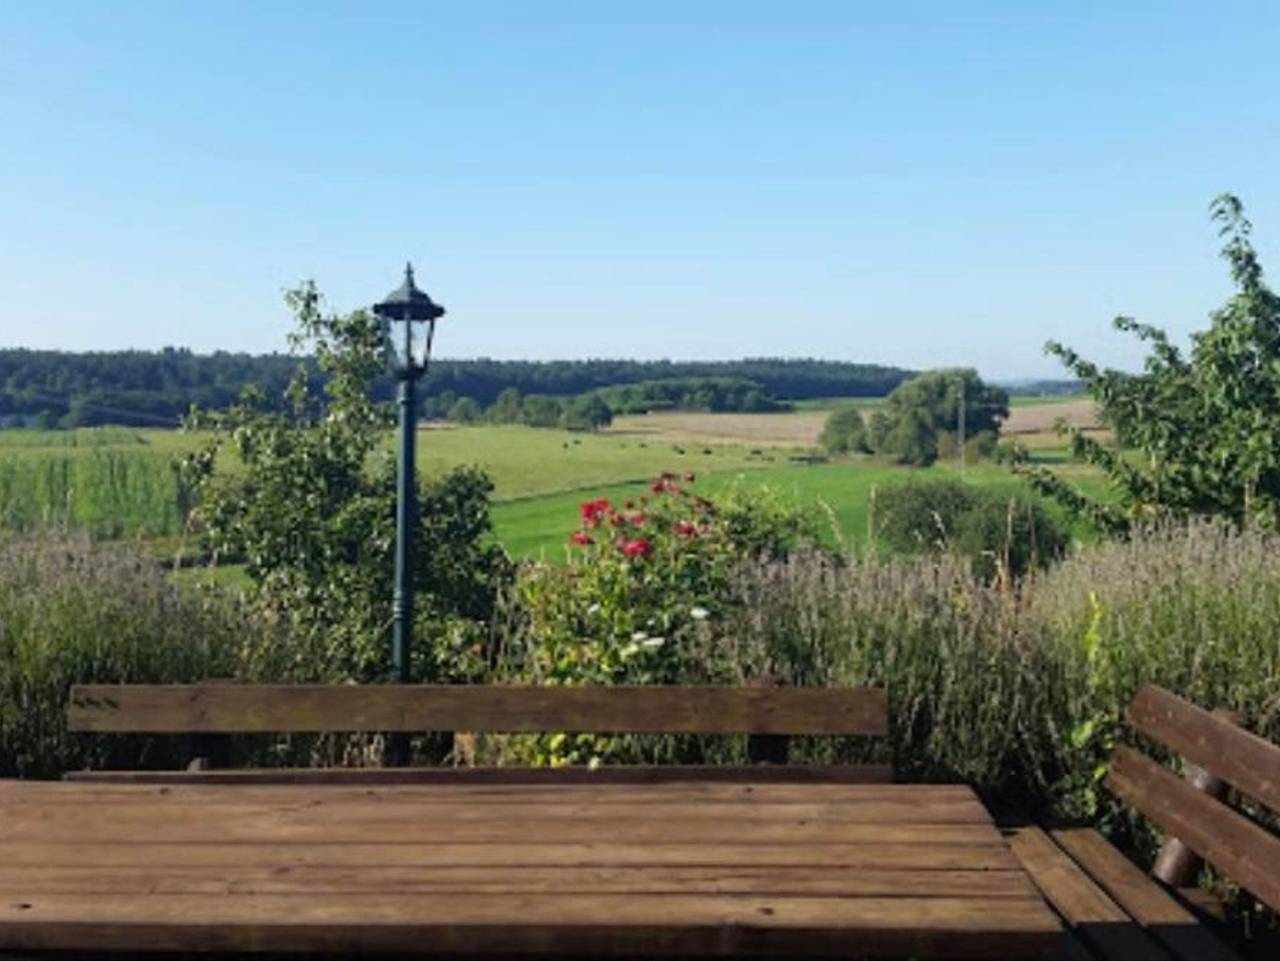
[0,396,1106,563]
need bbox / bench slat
[1004,825,1171,961]
[1128,685,1280,813]
[67,684,888,736]
[1105,746,1280,913]
[1051,828,1240,961]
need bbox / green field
[0,398,1106,564]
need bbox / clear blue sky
[2,1,1277,378]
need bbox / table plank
[0,840,1021,870]
[0,811,1001,845]
[8,780,980,803]
[0,865,1041,898]
[0,893,1062,959]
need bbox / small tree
[446,396,482,423]
[1022,195,1280,531]
[819,407,868,455]
[870,369,1008,466]
[520,395,563,428]
[561,394,613,431]
[179,283,510,683]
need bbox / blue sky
[1,1,1277,378]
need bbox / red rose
[673,521,696,537]
[570,531,593,546]
[630,512,646,526]
[650,481,665,494]
[622,538,653,559]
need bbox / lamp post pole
[392,312,417,686]
[373,264,445,768]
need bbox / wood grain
[1005,825,1170,961]
[1051,828,1240,961]
[1127,685,1280,813]
[0,893,1061,958]
[1105,746,1280,913]
[0,780,1058,958]
[66,683,888,735]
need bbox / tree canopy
[1022,195,1280,531]
[868,369,1009,466]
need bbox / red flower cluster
[622,538,653,559]
[673,520,697,538]
[579,498,611,527]
[569,530,594,546]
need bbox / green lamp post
[373,263,445,766]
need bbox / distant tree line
[0,349,912,428]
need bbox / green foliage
[819,407,868,455]
[446,396,481,423]
[0,536,253,778]
[1026,195,1280,531]
[725,519,1280,837]
[0,450,187,537]
[499,476,816,765]
[560,393,613,432]
[873,478,1066,579]
[870,369,1009,466]
[179,282,511,685]
[0,352,913,427]
[486,387,524,424]
[519,395,563,428]
[597,377,790,414]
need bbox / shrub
[0,536,254,778]
[496,475,816,765]
[819,408,868,455]
[873,478,1067,579]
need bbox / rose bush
[496,475,816,765]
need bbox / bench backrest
[68,683,887,736]
[1106,684,1280,912]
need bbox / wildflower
[622,538,653,559]
[690,606,709,620]
[570,531,593,546]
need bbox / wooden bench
[65,682,891,783]
[1006,683,1280,961]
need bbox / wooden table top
[0,779,1062,958]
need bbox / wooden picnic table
[0,778,1062,959]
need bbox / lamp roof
[373,263,445,321]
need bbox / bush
[819,408,868,455]
[496,475,816,765]
[873,478,1067,579]
[0,536,255,778]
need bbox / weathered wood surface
[1105,746,1280,912]
[64,763,895,785]
[0,780,1061,958]
[1050,828,1239,961]
[1127,685,1280,813]
[1005,826,1169,961]
[67,683,888,735]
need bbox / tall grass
[0,536,252,777]
[0,428,145,448]
[0,451,187,537]
[723,520,1280,851]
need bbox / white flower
[640,636,666,650]
[690,606,710,620]
[586,603,601,615]
[631,630,648,641]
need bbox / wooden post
[1150,709,1236,887]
